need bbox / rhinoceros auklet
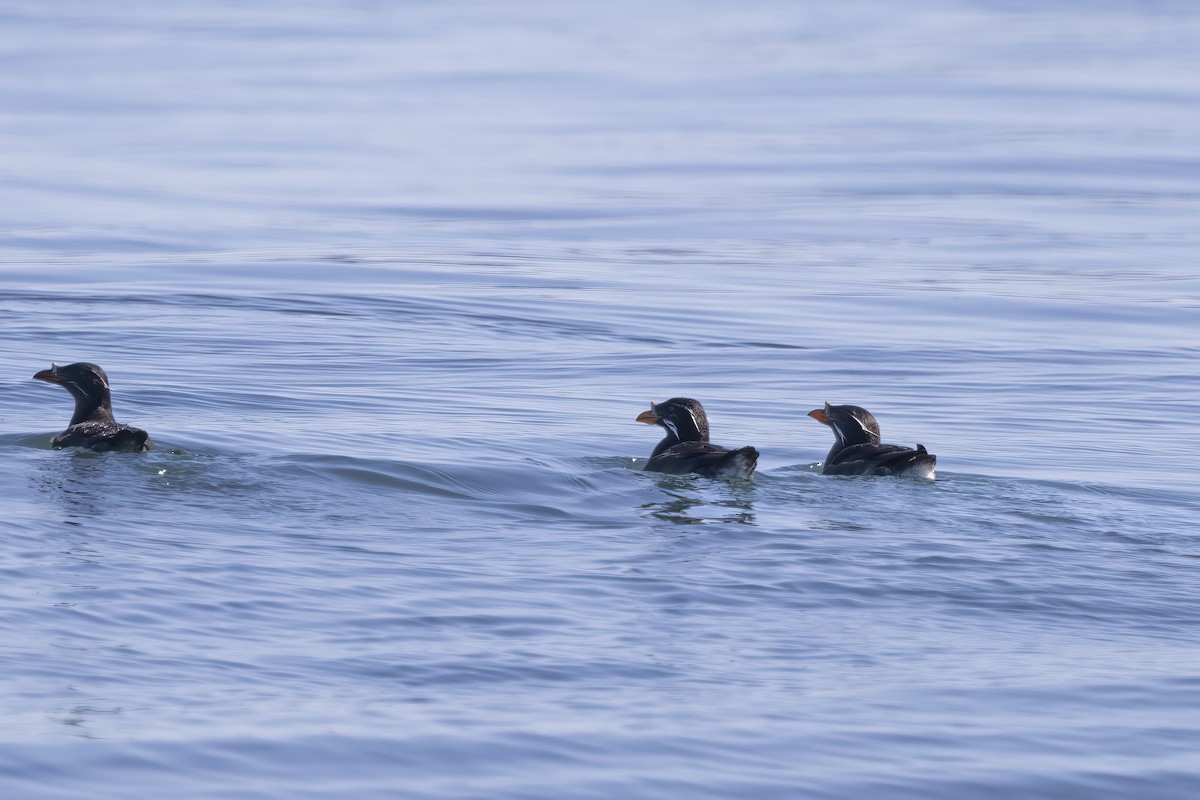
[33,362,152,452]
[636,397,758,480]
[808,402,934,479]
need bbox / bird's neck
[70,393,114,427]
[826,426,876,463]
[833,423,878,449]
[650,431,682,459]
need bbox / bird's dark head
[807,402,881,447]
[636,397,710,443]
[34,362,114,424]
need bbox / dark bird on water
[808,402,934,479]
[636,397,758,480]
[33,362,153,452]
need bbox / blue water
[2,2,1199,798]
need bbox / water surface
[1,2,1199,798]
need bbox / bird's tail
[901,444,936,480]
[717,446,759,481]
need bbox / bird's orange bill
[636,410,660,424]
[807,409,830,425]
[33,369,63,384]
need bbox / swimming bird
[636,397,758,480]
[808,402,934,479]
[33,362,153,451]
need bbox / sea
[1,2,1198,798]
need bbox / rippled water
[2,2,1199,798]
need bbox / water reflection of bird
[640,487,755,525]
